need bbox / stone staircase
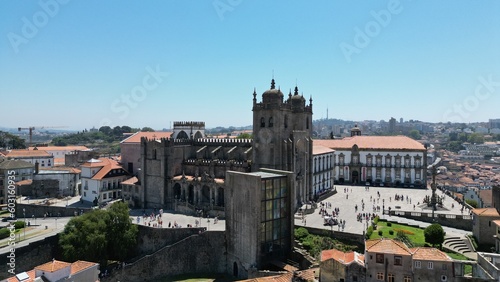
[442,236,477,260]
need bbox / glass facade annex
[260,176,290,257]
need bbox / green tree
[446,141,464,152]
[465,199,478,208]
[107,202,138,261]
[467,133,484,144]
[237,133,252,139]
[120,126,133,134]
[408,130,421,140]
[448,132,458,141]
[424,223,445,248]
[59,209,109,265]
[0,131,27,149]
[141,127,155,132]
[99,126,112,135]
[59,202,138,266]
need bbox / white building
[314,127,427,188]
[312,144,335,199]
[80,158,129,205]
[0,158,34,204]
[463,142,499,156]
[5,149,54,168]
[5,259,99,282]
[29,145,91,166]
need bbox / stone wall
[18,179,59,198]
[0,234,59,280]
[390,210,473,231]
[301,226,365,245]
[105,231,227,282]
[135,225,206,256]
[15,203,91,218]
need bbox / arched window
[284,115,288,128]
[260,117,265,127]
[268,117,273,127]
[306,117,309,129]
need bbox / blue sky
[1,0,499,130]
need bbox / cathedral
[138,79,313,213]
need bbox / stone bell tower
[252,78,314,209]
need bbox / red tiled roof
[121,176,139,185]
[35,260,71,272]
[366,238,412,255]
[6,149,52,158]
[295,268,319,281]
[81,158,107,168]
[268,260,298,272]
[5,270,36,282]
[94,159,124,180]
[39,167,81,174]
[313,144,335,155]
[472,208,500,217]
[29,146,89,151]
[121,131,172,144]
[70,260,98,275]
[239,272,293,282]
[15,179,32,186]
[410,247,452,261]
[81,158,126,180]
[54,157,66,165]
[314,136,426,151]
[321,249,364,266]
[6,260,97,282]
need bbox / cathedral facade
[138,79,313,212]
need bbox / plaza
[295,184,472,238]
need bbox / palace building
[315,125,427,188]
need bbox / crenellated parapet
[173,121,205,128]
[194,138,253,145]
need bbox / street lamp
[428,158,441,221]
[23,208,26,240]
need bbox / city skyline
[1,0,499,131]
